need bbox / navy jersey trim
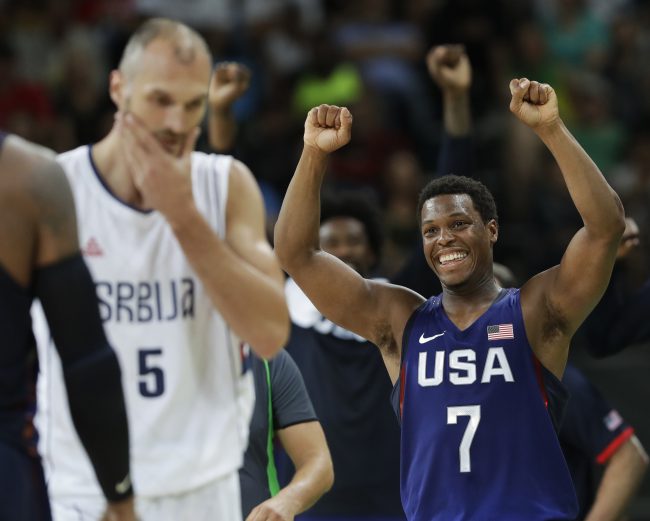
[87,145,154,215]
[395,299,429,421]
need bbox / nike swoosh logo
[419,331,446,344]
[115,474,131,494]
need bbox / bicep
[526,228,619,339]
[225,159,284,284]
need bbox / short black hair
[416,175,497,224]
[321,190,383,258]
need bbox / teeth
[439,252,467,264]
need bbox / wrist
[210,103,235,117]
[302,143,330,162]
[165,202,203,233]
[534,118,565,140]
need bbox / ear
[109,70,124,108]
[487,219,498,245]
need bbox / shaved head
[118,18,212,81]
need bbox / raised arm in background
[208,62,251,153]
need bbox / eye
[186,99,204,111]
[423,226,438,237]
[452,220,467,229]
[152,94,172,107]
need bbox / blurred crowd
[2,0,650,295]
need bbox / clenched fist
[209,62,251,111]
[426,45,471,95]
[509,78,559,130]
[303,104,353,154]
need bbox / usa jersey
[33,145,254,498]
[398,289,577,520]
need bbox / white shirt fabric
[34,145,254,499]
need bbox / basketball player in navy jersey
[0,133,135,520]
[274,78,625,519]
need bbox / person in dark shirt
[240,350,333,520]
[0,132,134,520]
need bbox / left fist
[209,62,251,111]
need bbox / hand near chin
[303,104,353,155]
[117,112,200,220]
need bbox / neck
[441,271,500,311]
[92,127,146,208]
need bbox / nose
[163,105,188,134]
[436,227,455,246]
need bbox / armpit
[541,296,570,343]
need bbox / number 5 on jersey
[138,348,165,397]
[447,405,481,473]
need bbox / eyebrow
[421,211,469,225]
[145,88,207,105]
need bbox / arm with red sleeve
[559,365,648,521]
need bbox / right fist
[304,105,353,154]
[209,62,251,110]
[426,45,471,94]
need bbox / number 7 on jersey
[447,405,481,473]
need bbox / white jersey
[33,145,254,499]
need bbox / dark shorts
[0,442,51,521]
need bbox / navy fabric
[398,289,577,520]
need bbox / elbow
[250,311,290,359]
[609,195,626,239]
[321,456,335,493]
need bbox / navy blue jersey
[398,289,577,520]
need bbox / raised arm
[208,62,250,152]
[511,79,626,375]
[274,105,422,362]
[121,114,289,358]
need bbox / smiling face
[110,35,212,157]
[420,193,498,290]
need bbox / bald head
[118,18,212,81]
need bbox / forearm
[443,91,471,137]
[275,452,334,514]
[274,146,329,271]
[208,106,238,152]
[171,208,288,357]
[585,438,649,521]
[536,121,624,236]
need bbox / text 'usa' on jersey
[398,288,578,521]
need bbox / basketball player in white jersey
[32,18,289,521]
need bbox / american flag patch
[487,324,514,340]
[603,409,623,431]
